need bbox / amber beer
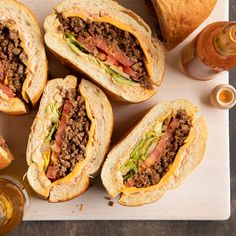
[181,22,236,80]
[0,176,29,235]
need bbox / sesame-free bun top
[151,0,217,50]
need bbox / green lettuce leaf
[120,122,163,180]
[46,103,60,123]
[44,123,58,144]
[65,33,89,54]
[43,103,61,171]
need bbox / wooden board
[0,0,230,220]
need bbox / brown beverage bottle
[181,22,236,80]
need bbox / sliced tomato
[46,166,58,181]
[123,66,139,79]
[54,100,73,154]
[125,178,135,187]
[140,118,181,171]
[106,55,119,66]
[77,35,98,55]
[0,83,15,98]
[92,36,133,67]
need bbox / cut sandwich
[151,0,217,50]
[26,75,113,202]
[101,99,207,206]
[0,0,47,115]
[0,135,14,169]
[44,0,166,103]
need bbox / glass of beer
[0,175,30,235]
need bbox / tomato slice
[140,118,181,171]
[0,83,15,98]
[46,166,58,181]
[54,100,73,155]
[92,36,133,67]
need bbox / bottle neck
[214,22,236,56]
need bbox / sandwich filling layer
[57,14,152,89]
[0,20,27,99]
[43,88,91,182]
[120,109,192,188]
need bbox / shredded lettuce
[65,33,135,86]
[44,123,58,144]
[65,33,89,54]
[120,122,163,180]
[43,103,61,171]
[46,103,60,123]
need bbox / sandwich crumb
[79,204,84,212]
[108,201,114,207]
[105,196,111,200]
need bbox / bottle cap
[210,84,236,109]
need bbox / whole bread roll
[0,0,47,115]
[151,0,217,50]
[101,99,207,206]
[26,75,113,202]
[44,0,166,103]
[0,135,14,169]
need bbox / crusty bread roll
[44,0,166,103]
[0,0,47,115]
[151,0,217,50]
[26,75,113,202]
[101,99,207,206]
[0,135,14,169]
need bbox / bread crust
[151,0,217,50]
[101,99,207,206]
[44,0,166,103]
[0,0,47,115]
[0,135,14,169]
[26,75,113,202]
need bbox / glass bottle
[181,22,236,80]
[0,175,29,235]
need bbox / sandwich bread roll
[151,0,217,50]
[26,75,113,202]
[0,0,47,115]
[44,0,166,103]
[101,99,207,206]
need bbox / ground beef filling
[124,109,192,188]
[48,90,91,180]
[0,21,27,97]
[57,14,152,89]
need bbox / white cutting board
[0,0,230,220]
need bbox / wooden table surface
[9,0,236,235]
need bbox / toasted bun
[26,75,113,202]
[151,0,217,50]
[0,135,14,169]
[44,0,166,103]
[101,99,207,206]
[0,0,47,115]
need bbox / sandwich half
[26,75,113,202]
[0,135,14,169]
[44,0,166,103]
[101,99,207,206]
[0,0,47,115]
[151,0,217,50]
